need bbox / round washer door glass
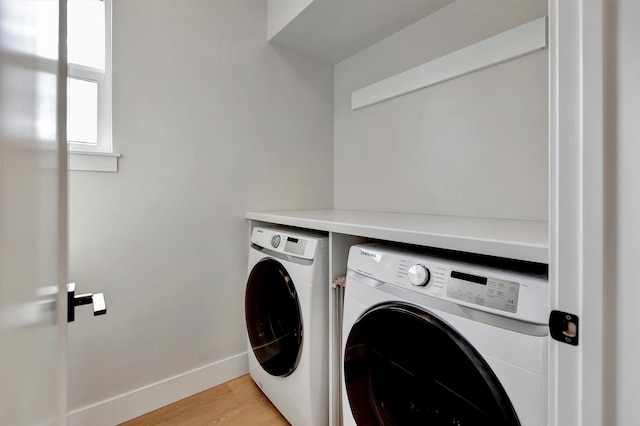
[245,258,303,377]
[344,302,520,426]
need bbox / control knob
[271,235,281,248]
[408,264,430,287]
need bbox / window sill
[69,151,120,172]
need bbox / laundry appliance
[342,243,549,425]
[245,226,329,425]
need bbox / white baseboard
[68,352,249,426]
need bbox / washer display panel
[245,258,303,377]
[344,302,520,426]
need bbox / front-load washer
[245,226,329,426]
[342,243,549,426]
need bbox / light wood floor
[119,374,290,425]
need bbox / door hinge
[549,310,579,346]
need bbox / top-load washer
[245,226,329,426]
[342,243,549,426]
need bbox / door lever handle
[67,283,107,322]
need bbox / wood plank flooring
[119,374,290,425]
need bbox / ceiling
[268,0,455,64]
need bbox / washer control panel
[399,258,519,314]
[447,271,519,313]
[251,227,324,260]
[350,244,548,324]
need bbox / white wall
[334,0,548,221]
[67,0,333,422]
[605,0,640,423]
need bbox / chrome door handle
[67,283,107,322]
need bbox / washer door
[245,258,303,377]
[344,302,520,426]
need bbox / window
[67,0,112,154]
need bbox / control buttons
[408,264,430,287]
[271,234,281,248]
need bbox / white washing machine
[245,226,329,426]
[342,243,549,426]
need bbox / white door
[0,1,68,425]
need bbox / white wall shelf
[246,209,548,264]
[351,17,548,110]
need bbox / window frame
[67,0,112,154]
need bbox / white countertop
[246,209,548,264]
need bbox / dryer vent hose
[332,275,346,288]
[332,275,346,425]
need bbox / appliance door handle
[347,270,385,288]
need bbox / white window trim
[69,151,120,172]
[68,0,118,172]
[68,63,111,152]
